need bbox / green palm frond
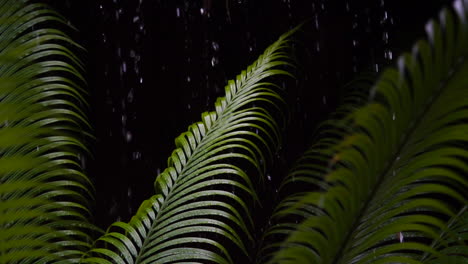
[1,0,97,262]
[256,76,374,263]
[82,27,299,264]
[264,1,468,263]
[424,206,468,263]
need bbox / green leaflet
[0,0,98,263]
[264,1,468,264]
[82,27,299,264]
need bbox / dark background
[48,0,452,233]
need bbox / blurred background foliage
[45,0,452,230]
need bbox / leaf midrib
[133,54,276,264]
[332,55,467,264]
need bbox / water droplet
[125,131,133,142]
[375,63,380,72]
[211,41,219,51]
[399,232,404,243]
[127,187,132,197]
[187,104,191,109]
[211,57,219,67]
[99,4,103,10]
[392,112,396,120]
[383,32,389,43]
[385,50,393,60]
[267,175,272,181]
[139,77,143,84]
[122,62,127,73]
[176,7,181,17]
[314,16,319,29]
[127,89,134,103]
[322,96,327,105]
[133,16,140,23]
[352,39,358,47]
[200,8,205,15]
[345,2,350,11]
[132,152,141,160]
[186,76,191,82]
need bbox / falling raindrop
[133,16,140,23]
[211,57,219,67]
[127,187,132,198]
[385,50,393,60]
[200,8,205,15]
[127,89,134,103]
[345,2,350,12]
[186,76,191,82]
[322,96,327,105]
[122,62,127,73]
[383,32,389,43]
[122,115,127,125]
[399,232,404,243]
[374,63,379,72]
[99,4,103,10]
[267,175,272,181]
[125,131,132,142]
[314,15,319,29]
[211,41,219,51]
[187,104,191,109]
[176,7,181,17]
[132,152,141,160]
[139,77,143,84]
[392,112,396,120]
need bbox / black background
[48,0,452,233]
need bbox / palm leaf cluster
[264,1,468,263]
[0,0,97,263]
[80,27,298,264]
[1,0,468,263]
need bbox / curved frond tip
[83,26,300,264]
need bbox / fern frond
[0,1,98,262]
[82,27,299,264]
[267,1,468,263]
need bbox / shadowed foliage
[0,0,467,264]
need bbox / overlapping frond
[0,0,97,262]
[264,1,468,263]
[256,76,374,263]
[82,28,299,264]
